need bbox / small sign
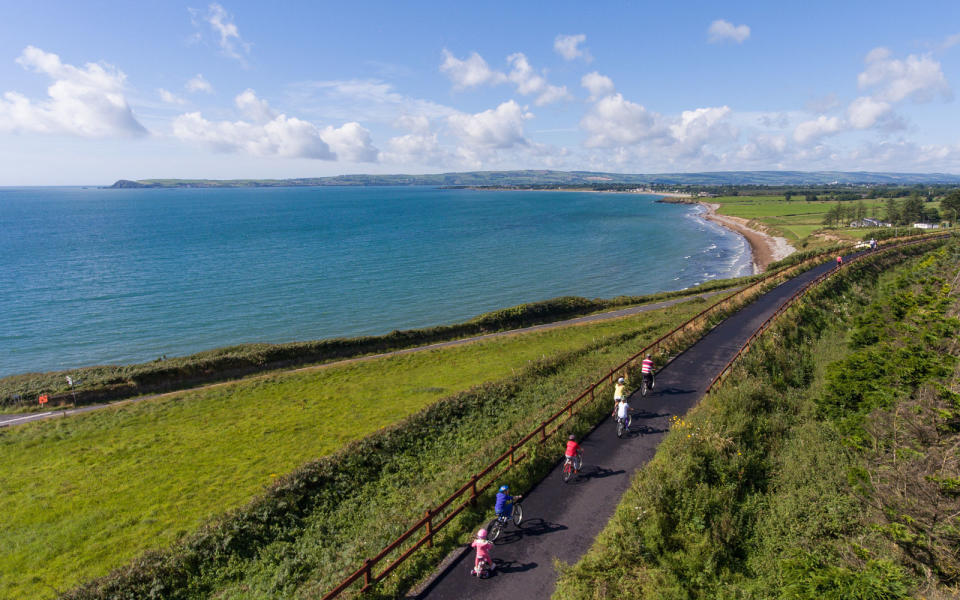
[38,394,48,406]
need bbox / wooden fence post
[425,509,433,548]
[363,558,373,589]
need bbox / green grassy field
[0,294,723,599]
[710,196,889,245]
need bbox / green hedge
[1,278,753,411]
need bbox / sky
[1,0,960,184]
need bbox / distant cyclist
[613,376,628,409]
[641,354,656,391]
[613,397,631,431]
[494,485,521,519]
[836,255,843,268]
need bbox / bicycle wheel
[640,378,648,397]
[617,418,624,438]
[562,460,573,483]
[487,517,503,542]
[574,453,583,472]
[512,503,523,527]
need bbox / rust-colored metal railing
[321,233,953,599]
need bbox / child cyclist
[470,528,494,577]
[613,376,628,409]
[494,485,521,519]
[613,397,631,431]
[564,434,582,471]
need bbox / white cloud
[857,48,951,103]
[581,71,615,100]
[580,93,665,147]
[670,106,737,155]
[288,79,458,125]
[320,122,379,162]
[736,134,788,162]
[159,88,187,105]
[707,19,750,44]
[197,3,250,62]
[235,88,272,121]
[846,96,891,129]
[173,111,334,158]
[186,74,213,94]
[793,115,843,144]
[440,50,507,89]
[506,53,571,105]
[554,34,590,61]
[172,90,378,161]
[447,100,531,149]
[383,131,442,164]
[943,32,960,50]
[0,46,147,138]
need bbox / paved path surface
[0,289,733,429]
[411,258,841,600]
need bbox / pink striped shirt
[641,358,654,374]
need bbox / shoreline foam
[697,202,795,274]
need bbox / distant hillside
[109,170,960,189]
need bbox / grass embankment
[1,292,727,600]
[554,238,959,599]
[0,280,749,412]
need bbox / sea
[0,186,751,377]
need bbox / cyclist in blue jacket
[495,485,521,517]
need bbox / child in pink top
[471,529,494,576]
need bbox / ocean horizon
[0,186,751,377]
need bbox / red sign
[38,394,48,405]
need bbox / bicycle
[487,499,523,542]
[640,373,655,397]
[616,415,630,438]
[561,451,582,483]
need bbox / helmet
[477,528,487,539]
[646,354,651,359]
[498,485,509,493]
[568,434,576,441]
[617,377,625,383]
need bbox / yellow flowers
[670,414,737,453]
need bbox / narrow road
[411,257,841,600]
[0,289,733,429]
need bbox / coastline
[697,202,795,274]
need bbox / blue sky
[1,0,959,184]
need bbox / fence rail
[321,233,952,599]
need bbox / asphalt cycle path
[412,257,842,600]
[0,289,733,429]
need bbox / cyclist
[613,376,628,408]
[470,528,494,576]
[836,255,843,267]
[494,485,521,519]
[641,354,656,391]
[613,397,631,431]
[564,434,582,468]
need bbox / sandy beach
[699,202,795,274]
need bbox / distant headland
[108,169,960,189]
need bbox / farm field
[710,195,889,244]
[0,292,725,599]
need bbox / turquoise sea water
[0,186,750,377]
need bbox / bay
[0,186,750,377]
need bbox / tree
[885,197,900,224]
[902,193,925,224]
[941,189,960,226]
[784,191,793,202]
[855,200,867,223]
